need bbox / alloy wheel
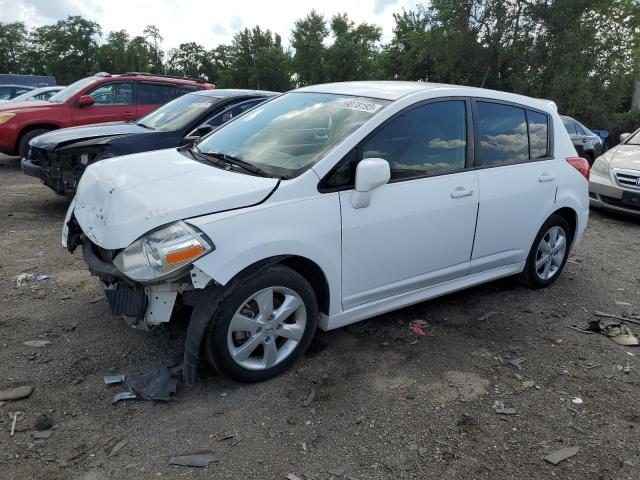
[227,286,307,370]
[534,226,567,281]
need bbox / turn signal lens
[566,157,590,181]
[166,244,206,265]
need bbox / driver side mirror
[78,95,94,107]
[351,158,391,209]
[620,133,631,143]
[194,124,213,137]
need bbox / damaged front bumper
[75,222,213,328]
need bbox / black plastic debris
[112,366,179,404]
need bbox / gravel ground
[1,154,639,480]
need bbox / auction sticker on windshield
[338,99,383,113]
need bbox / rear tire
[201,265,318,383]
[18,128,49,159]
[520,214,572,289]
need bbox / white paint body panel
[67,81,588,332]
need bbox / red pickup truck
[0,72,214,158]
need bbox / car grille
[614,168,640,189]
[28,146,50,167]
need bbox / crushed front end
[63,209,214,329]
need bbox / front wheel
[202,265,318,382]
[18,128,49,159]
[520,214,572,288]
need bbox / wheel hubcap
[227,286,306,370]
[535,226,567,280]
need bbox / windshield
[49,77,97,103]
[196,92,389,178]
[137,93,220,131]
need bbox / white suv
[62,81,590,383]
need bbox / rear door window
[476,102,529,167]
[527,110,549,159]
[137,82,178,105]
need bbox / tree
[228,27,292,90]
[0,22,28,73]
[324,13,381,82]
[96,30,130,73]
[291,10,328,86]
[166,42,209,78]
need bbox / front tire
[18,128,49,159]
[520,214,572,289]
[202,265,318,382]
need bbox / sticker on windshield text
[338,99,383,113]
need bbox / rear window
[476,101,550,167]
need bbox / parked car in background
[22,89,276,195]
[561,115,603,165]
[62,81,589,383]
[0,72,214,158]
[589,128,640,216]
[5,86,65,103]
[0,84,34,101]
[0,74,56,88]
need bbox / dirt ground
[1,153,639,480]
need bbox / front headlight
[113,221,213,282]
[591,155,610,178]
[0,112,16,124]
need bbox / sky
[0,0,420,50]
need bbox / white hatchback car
[63,81,589,383]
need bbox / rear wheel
[18,128,49,159]
[520,214,572,288]
[202,265,318,382]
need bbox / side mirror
[194,124,213,137]
[351,158,391,209]
[78,95,94,107]
[620,133,631,143]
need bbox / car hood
[31,122,151,151]
[73,148,279,249]
[0,99,53,112]
[603,144,640,171]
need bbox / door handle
[451,187,474,198]
[538,173,555,182]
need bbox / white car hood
[73,148,279,249]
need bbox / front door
[338,99,479,309]
[72,81,136,125]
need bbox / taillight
[566,157,590,181]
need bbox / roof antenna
[480,67,490,88]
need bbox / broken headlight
[113,221,213,282]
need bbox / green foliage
[0,4,637,133]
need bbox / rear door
[471,100,559,272]
[72,81,135,125]
[136,81,179,116]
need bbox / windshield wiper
[199,150,271,177]
[137,122,155,130]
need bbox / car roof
[191,89,279,98]
[296,81,556,109]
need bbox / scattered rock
[478,311,497,322]
[571,397,583,404]
[215,428,236,441]
[24,340,51,348]
[302,388,316,407]
[522,380,535,389]
[0,385,33,401]
[168,453,219,467]
[508,357,526,370]
[34,414,53,431]
[16,273,34,287]
[544,446,580,465]
[107,438,129,458]
[33,430,53,440]
[286,475,302,480]
[493,401,516,415]
[327,466,345,476]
